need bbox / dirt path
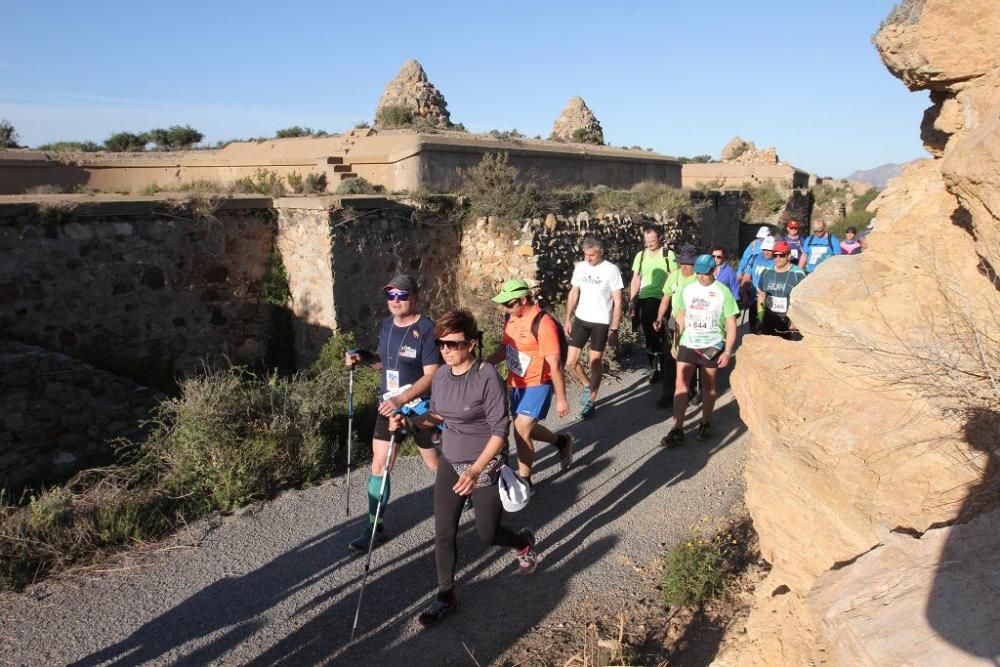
[0,364,747,666]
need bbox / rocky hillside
[845,161,914,187]
[719,1,1000,665]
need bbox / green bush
[456,152,561,232]
[144,128,171,149]
[335,176,383,195]
[0,120,19,149]
[743,181,786,222]
[662,528,739,606]
[166,125,203,149]
[104,131,147,152]
[304,172,327,194]
[234,169,287,197]
[276,126,313,139]
[571,126,604,145]
[375,105,415,129]
[592,181,702,221]
[36,141,101,152]
[488,129,525,142]
[287,171,305,194]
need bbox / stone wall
[1,340,159,493]
[0,197,277,387]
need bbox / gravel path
[1,363,747,666]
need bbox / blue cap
[693,254,715,275]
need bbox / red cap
[772,240,791,254]
[786,220,799,229]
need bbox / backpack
[505,310,568,369]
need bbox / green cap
[492,279,532,303]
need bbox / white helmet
[498,465,530,513]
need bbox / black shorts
[372,412,437,449]
[569,317,610,352]
[677,345,722,369]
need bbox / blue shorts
[510,383,553,420]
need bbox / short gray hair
[581,236,604,252]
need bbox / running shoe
[514,528,538,574]
[660,427,685,448]
[580,386,591,407]
[647,368,661,385]
[349,524,385,552]
[696,422,712,441]
[555,434,575,471]
[418,595,457,627]
[581,401,596,419]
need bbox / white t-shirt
[570,259,624,325]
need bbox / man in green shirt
[652,243,698,408]
[661,254,738,446]
[628,224,678,384]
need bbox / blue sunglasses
[385,290,410,302]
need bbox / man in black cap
[653,244,700,408]
[344,273,442,550]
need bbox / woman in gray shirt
[392,309,537,627]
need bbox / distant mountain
[846,161,919,188]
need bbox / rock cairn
[551,97,605,144]
[374,60,451,128]
[720,136,779,164]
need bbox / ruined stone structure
[550,97,605,145]
[1,340,159,491]
[374,60,451,128]
[718,1,1000,664]
[720,136,779,165]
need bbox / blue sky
[2,1,926,177]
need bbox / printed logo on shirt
[581,274,605,286]
[399,345,418,359]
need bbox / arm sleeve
[667,249,679,275]
[831,236,842,255]
[481,366,510,439]
[737,243,755,274]
[419,320,443,366]
[722,286,740,318]
[610,264,624,290]
[673,284,686,314]
[631,251,642,272]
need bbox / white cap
[499,465,530,512]
[756,226,770,239]
[761,235,776,251]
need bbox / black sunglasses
[502,299,520,308]
[436,338,469,350]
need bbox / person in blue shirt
[344,273,442,551]
[711,246,740,304]
[751,237,776,290]
[799,219,842,273]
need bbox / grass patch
[0,334,377,591]
[233,169,287,197]
[335,176,383,195]
[592,180,704,222]
[662,521,744,607]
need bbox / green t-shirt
[631,248,677,300]
[677,280,740,349]
[665,271,698,314]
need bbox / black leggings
[433,462,528,593]
[638,297,663,354]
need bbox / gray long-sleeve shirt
[429,362,510,464]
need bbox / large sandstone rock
[550,97,604,145]
[718,1,1000,664]
[374,59,451,128]
[719,136,778,164]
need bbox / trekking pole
[350,427,398,641]
[345,361,356,518]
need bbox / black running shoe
[555,434,574,471]
[660,427,685,448]
[696,422,712,441]
[514,528,538,574]
[418,595,457,627]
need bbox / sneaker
[349,524,385,552]
[655,394,673,409]
[418,595,457,627]
[580,386,591,407]
[660,427,685,448]
[555,434,575,471]
[647,368,661,385]
[696,422,712,441]
[514,528,538,574]
[580,402,596,419]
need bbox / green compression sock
[368,474,390,525]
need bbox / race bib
[382,383,421,408]
[766,295,788,313]
[386,369,400,392]
[505,345,532,377]
[399,344,418,359]
[809,245,828,264]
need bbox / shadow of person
[925,407,1000,662]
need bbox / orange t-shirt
[502,304,560,388]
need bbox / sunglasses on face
[773,253,788,257]
[503,299,520,308]
[712,254,724,259]
[436,338,469,350]
[385,290,410,302]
